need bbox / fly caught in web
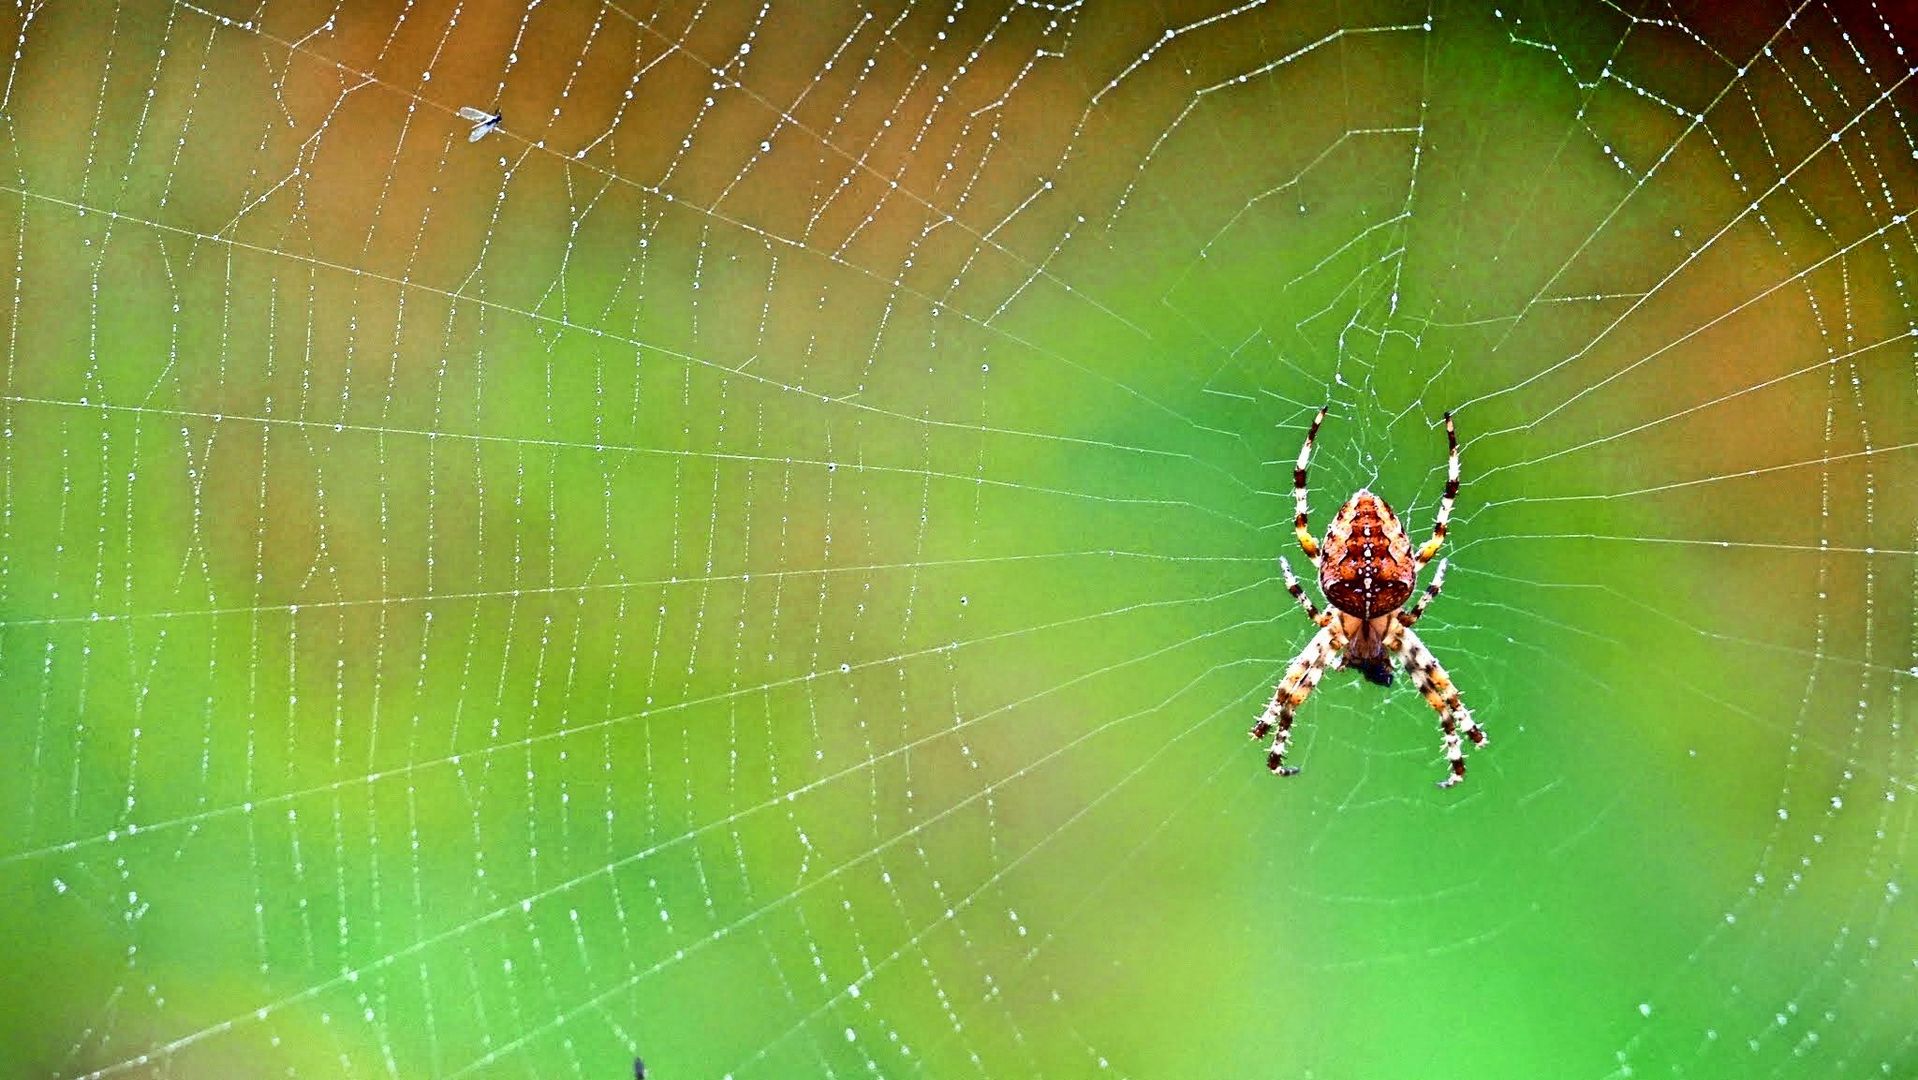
[458,105,502,142]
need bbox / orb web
[0,1,1913,1077]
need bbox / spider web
[1,0,1914,1075]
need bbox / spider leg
[1278,554,1330,626]
[1293,406,1328,565]
[1414,412,1459,569]
[1388,622,1485,788]
[1250,624,1339,775]
[1398,558,1447,627]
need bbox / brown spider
[1250,407,1487,788]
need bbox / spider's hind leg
[1279,555,1329,626]
[1292,406,1329,565]
[1415,413,1460,570]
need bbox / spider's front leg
[1251,624,1339,775]
[1388,621,1486,788]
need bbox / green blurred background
[2,0,1915,1076]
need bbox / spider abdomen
[1318,490,1416,618]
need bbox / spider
[1250,407,1487,788]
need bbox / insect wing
[467,122,492,143]
[458,106,492,122]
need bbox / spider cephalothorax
[1252,407,1488,788]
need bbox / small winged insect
[632,1057,646,1079]
[458,106,502,142]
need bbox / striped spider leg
[1291,405,1329,567]
[1414,411,1459,569]
[1387,615,1487,788]
[1249,622,1343,776]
